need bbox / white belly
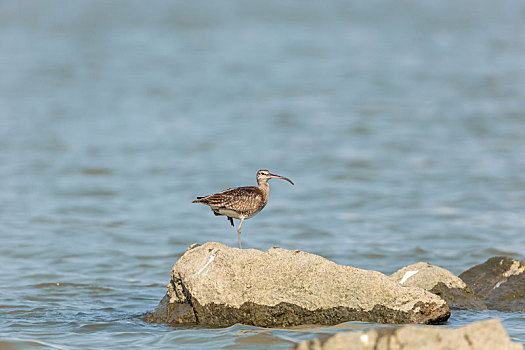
[215,208,243,219]
[213,207,261,220]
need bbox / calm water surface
[1,1,524,348]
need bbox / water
[1,0,524,348]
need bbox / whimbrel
[192,169,294,248]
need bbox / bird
[192,169,294,248]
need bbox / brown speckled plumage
[193,186,268,218]
[193,169,294,248]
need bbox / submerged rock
[293,318,522,350]
[459,256,525,312]
[145,242,450,327]
[390,262,486,310]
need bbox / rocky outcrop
[293,319,522,350]
[390,262,486,310]
[145,242,450,327]
[459,256,525,312]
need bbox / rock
[293,318,522,350]
[487,273,525,311]
[459,256,525,312]
[390,262,486,310]
[145,242,450,327]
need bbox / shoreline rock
[390,262,486,310]
[459,256,525,312]
[145,242,450,327]
[293,318,522,350]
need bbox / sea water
[1,1,524,348]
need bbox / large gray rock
[293,319,522,350]
[145,242,450,327]
[390,262,486,310]
[459,256,525,312]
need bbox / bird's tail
[192,196,206,203]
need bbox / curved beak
[269,173,294,185]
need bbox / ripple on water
[31,282,114,292]
[483,248,522,257]
[81,168,114,176]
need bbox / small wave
[31,282,113,292]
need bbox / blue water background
[1,1,524,348]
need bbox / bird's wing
[195,187,263,212]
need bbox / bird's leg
[237,217,244,249]
[228,217,234,227]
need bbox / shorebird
[192,169,294,248]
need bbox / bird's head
[256,169,294,185]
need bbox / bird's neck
[258,181,270,201]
